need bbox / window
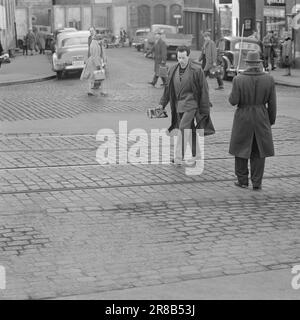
[61,37,88,47]
[137,5,150,28]
[234,42,260,51]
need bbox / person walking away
[228,51,277,191]
[80,33,103,96]
[199,31,224,90]
[148,30,167,87]
[263,30,277,71]
[26,29,36,56]
[281,34,293,76]
[36,31,46,54]
[159,46,215,166]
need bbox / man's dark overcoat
[152,38,167,76]
[160,60,215,135]
[229,69,277,159]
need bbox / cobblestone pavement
[0,48,300,299]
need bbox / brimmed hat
[245,51,263,63]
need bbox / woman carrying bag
[81,33,106,96]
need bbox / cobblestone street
[0,48,299,299]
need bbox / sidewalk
[0,50,299,87]
[190,50,300,88]
[0,52,56,86]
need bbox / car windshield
[234,42,260,51]
[61,37,88,47]
[136,31,148,37]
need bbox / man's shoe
[234,181,248,189]
[272,67,276,70]
[100,92,108,97]
[148,82,155,87]
[215,86,224,90]
[283,73,291,76]
[253,186,262,191]
[87,92,95,96]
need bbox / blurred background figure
[281,33,293,76]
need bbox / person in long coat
[36,32,46,54]
[0,40,3,68]
[229,50,277,190]
[148,31,167,87]
[160,45,215,166]
[26,29,36,55]
[80,34,103,96]
[199,31,224,90]
[281,34,293,76]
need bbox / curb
[0,75,57,87]
[274,80,300,88]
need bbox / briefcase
[93,69,105,81]
[147,106,168,119]
[158,65,168,78]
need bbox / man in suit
[262,30,277,71]
[148,30,167,87]
[229,51,277,190]
[0,40,3,68]
[159,46,215,166]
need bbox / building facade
[0,0,16,52]
[15,0,52,39]
[183,0,214,50]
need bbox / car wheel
[56,71,63,80]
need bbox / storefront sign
[265,0,285,6]
[264,7,285,18]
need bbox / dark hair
[176,45,190,56]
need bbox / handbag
[158,65,168,78]
[93,69,105,81]
[147,106,168,119]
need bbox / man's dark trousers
[235,135,265,188]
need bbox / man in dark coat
[0,40,3,68]
[148,30,167,87]
[229,50,277,190]
[160,45,215,166]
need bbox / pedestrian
[25,29,36,56]
[228,51,277,191]
[22,35,28,55]
[36,31,46,54]
[148,30,167,87]
[281,34,293,76]
[262,30,277,71]
[88,26,96,58]
[199,31,224,90]
[80,31,105,97]
[159,46,215,166]
[0,40,3,68]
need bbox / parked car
[52,30,89,79]
[144,24,193,60]
[216,36,264,80]
[132,28,150,51]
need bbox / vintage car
[52,30,89,79]
[132,28,150,51]
[216,36,264,80]
[144,24,193,60]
